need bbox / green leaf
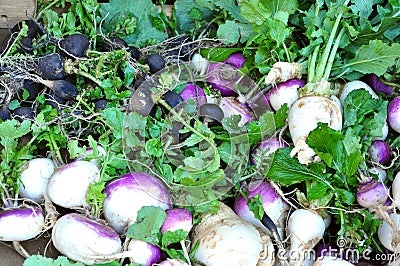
[215,0,246,22]
[99,0,167,47]
[347,40,400,76]
[102,107,125,139]
[238,0,269,25]
[174,0,214,33]
[217,20,255,44]
[266,18,291,45]
[182,134,203,147]
[126,206,167,245]
[266,148,323,186]
[161,229,189,247]
[261,0,298,16]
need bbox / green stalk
[323,28,346,81]
[307,44,320,83]
[313,0,350,82]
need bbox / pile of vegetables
[0,0,400,265]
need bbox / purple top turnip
[251,137,288,165]
[127,239,162,266]
[365,74,394,95]
[368,140,391,165]
[160,208,193,234]
[388,96,400,133]
[223,52,245,69]
[207,63,240,96]
[269,79,305,111]
[179,84,207,106]
[356,180,388,209]
[219,97,254,126]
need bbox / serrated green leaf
[182,134,203,147]
[174,0,214,33]
[23,255,84,266]
[347,40,400,76]
[215,0,246,22]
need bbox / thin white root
[265,62,302,85]
[180,240,192,266]
[43,195,59,230]
[12,241,30,258]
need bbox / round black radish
[11,19,40,39]
[13,107,35,121]
[145,54,165,74]
[103,37,128,51]
[61,33,90,58]
[94,99,107,111]
[20,37,33,50]
[0,106,10,121]
[128,46,141,60]
[17,80,43,101]
[167,35,192,61]
[129,87,156,116]
[37,53,66,80]
[163,91,183,109]
[43,80,78,100]
[199,103,224,126]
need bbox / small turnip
[368,140,391,165]
[219,97,254,127]
[268,79,305,111]
[377,212,400,252]
[387,96,400,133]
[103,172,171,234]
[126,239,162,266]
[52,213,122,265]
[251,137,288,166]
[339,80,378,106]
[223,52,245,69]
[160,208,193,234]
[365,74,394,95]
[179,84,207,106]
[207,62,240,96]
[191,53,209,76]
[0,207,45,241]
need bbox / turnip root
[191,202,275,266]
[52,213,122,265]
[264,62,302,85]
[126,239,162,266]
[377,213,400,253]
[0,206,45,241]
[339,80,378,106]
[288,95,342,164]
[287,209,325,266]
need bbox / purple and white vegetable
[207,63,240,96]
[287,208,325,266]
[160,208,193,234]
[268,79,305,111]
[233,181,289,238]
[47,161,100,209]
[388,96,400,133]
[223,52,245,69]
[18,158,55,203]
[158,258,190,266]
[103,172,171,234]
[219,97,254,126]
[52,213,122,265]
[127,239,162,266]
[0,207,44,241]
[250,137,288,166]
[356,180,388,209]
[339,80,378,106]
[179,84,207,106]
[391,172,400,207]
[365,73,394,95]
[368,140,391,165]
[192,202,275,266]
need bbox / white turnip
[160,208,193,234]
[103,172,171,234]
[191,202,275,266]
[126,239,162,266]
[269,79,305,111]
[287,208,325,266]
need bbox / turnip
[52,213,122,265]
[388,96,400,133]
[233,181,289,239]
[160,208,193,234]
[223,52,245,69]
[179,84,207,106]
[250,137,288,166]
[47,161,100,209]
[269,79,305,111]
[368,140,391,165]
[103,172,171,234]
[339,80,378,106]
[356,179,388,209]
[264,62,303,84]
[207,62,240,96]
[287,208,325,266]
[191,202,275,266]
[0,207,45,241]
[391,172,400,207]
[219,97,254,127]
[18,158,55,203]
[377,212,400,252]
[126,239,162,266]
[365,73,394,95]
